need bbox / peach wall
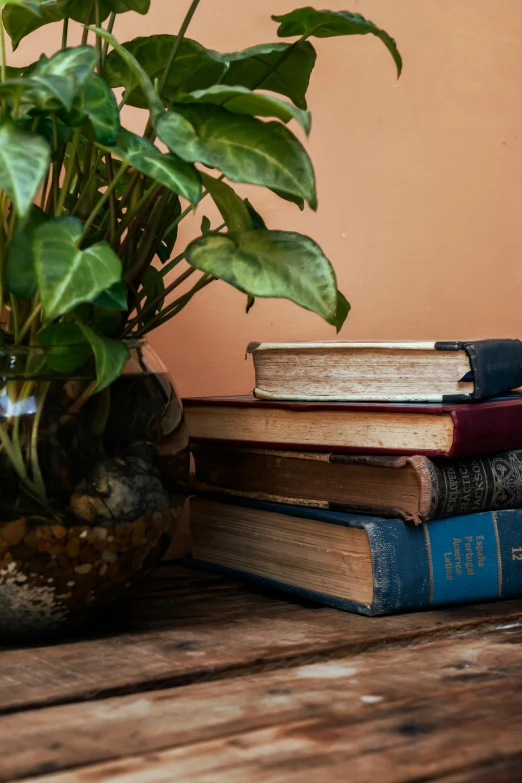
[12,1,522,397]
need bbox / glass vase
[0,340,189,638]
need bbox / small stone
[53,525,67,540]
[101,549,118,563]
[23,531,40,549]
[99,564,108,576]
[79,530,88,539]
[93,527,108,542]
[74,563,92,575]
[67,581,75,587]
[66,538,80,558]
[70,457,169,524]
[2,518,27,546]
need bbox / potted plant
[0,0,401,636]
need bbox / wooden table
[1,562,522,783]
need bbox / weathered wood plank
[433,757,522,783]
[15,676,522,783]
[2,564,522,714]
[3,626,522,781]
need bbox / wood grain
[2,626,522,781]
[16,675,522,783]
[2,564,522,714]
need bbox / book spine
[366,509,522,614]
[421,452,522,520]
[449,403,522,457]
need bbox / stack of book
[183,340,522,615]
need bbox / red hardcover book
[182,395,522,458]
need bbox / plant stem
[136,273,215,335]
[101,11,116,65]
[61,18,69,49]
[122,266,196,336]
[56,127,81,216]
[8,295,19,341]
[115,181,159,242]
[16,304,42,345]
[0,16,6,83]
[81,0,95,44]
[94,0,102,73]
[159,0,203,95]
[30,382,50,506]
[104,155,118,243]
[78,162,129,243]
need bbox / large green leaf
[58,0,111,22]
[27,47,97,112]
[186,230,338,325]
[210,42,317,110]
[3,0,63,50]
[0,122,50,217]
[103,35,224,108]
[173,85,310,135]
[34,216,123,320]
[157,105,317,209]
[82,73,120,145]
[77,323,130,392]
[5,204,47,300]
[37,322,92,372]
[114,130,201,204]
[93,28,165,120]
[200,172,253,233]
[273,8,402,77]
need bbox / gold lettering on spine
[491,512,503,597]
[423,523,434,604]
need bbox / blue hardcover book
[188,495,522,615]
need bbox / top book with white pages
[247,339,522,402]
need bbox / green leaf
[334,290,350,333]
[3,0,63,50]
[273,7,402,77]
[94,280,128,310]
[186,230,338,325]
[5,204,47,300]
[108,0,150,13]
[34,216,123,320]
[82,73,120,145]
[246,294,255,313]
[0,122,50,217]
[244,199,267,230]
[200,172,253,233]
[93,27,165,120]
[157,105,317,209]
[28,46,97,112]
[103,35,224,108]
[270,188,305,210]
[200,215,211,235]
[210,41,317,110]
[37,322,91,372]
[115,130,201,204]
[77,323,130,392]
[58,0,111,23]
[173,85,311,134]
